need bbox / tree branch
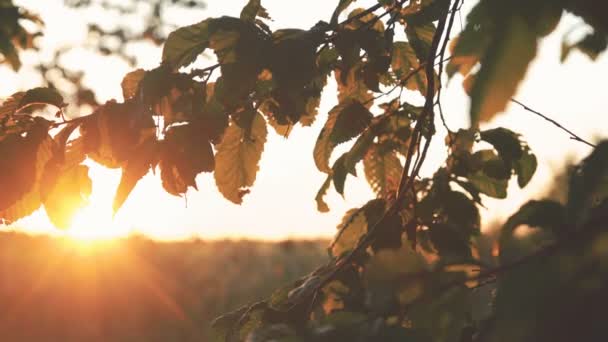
[510,98,596,148]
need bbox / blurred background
[0,0,606,340]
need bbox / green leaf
[162,19,211,70]
[313,100,373,173]
[214,112,267,204]
[468,171,508,199]
[363,144,403,196]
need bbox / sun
[66,204,131,243]
[64,161,133,243]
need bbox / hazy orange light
[62,160,133,243]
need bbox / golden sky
[2,0,607,240]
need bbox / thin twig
[510,98,596,148]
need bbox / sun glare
[66,204,131,243]
[64,160,133,243]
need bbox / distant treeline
[0,232,329,341]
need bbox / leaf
[114,138,160,214]
[121,68,146,100]
[391,42,428,96]
[315,175,332,213]
[363,144,403,197]
[0,88,64,120]
[313,100,373,173]
[480,128,523,163]
[402,0,450,25]
[162,19,211,70]
[442,190,480,232]
[514,149,537,187]
[18,87,65,110]
[0,91,25,122]
[0,130,54,223]
[468,171,508,199]
[405,22,436,62]
[210,306,248,342]
[331,207,368,257]
[240,0,270,22]
[43,165,92,229]
[467,6,553,126]
[160,124,214,196]
[214,112,267,204]
[503,200,565,233]
[335,63,373,106]
[567,141,608,226]
[480,127,537,187]
[80,101,156,169]
[429,223,473,262]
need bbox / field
[0,232,329,341]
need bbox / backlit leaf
[162,19,211,70]
[214,112,267,204]
[391,42,428,95]
[313,100,373,173]
[468,171,507,199]
[363,144,403,197]
[331,207,368,257]
[43,164,92,229]
[0,130,54,223]
[315,175,332,213]
[160,124,214,196]
[114,138,160,214]
[121,68,146,100]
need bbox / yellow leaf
[214,112,267,204]
[43,165,92,229]
[363,144,403,197]
[331,207,368,257]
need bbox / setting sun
[64,159,133,242]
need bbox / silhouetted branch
[510,98,596,148]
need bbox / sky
[2,0,608,240]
